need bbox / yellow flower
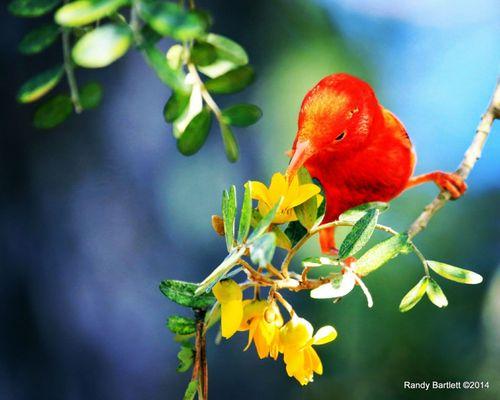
[279,316,337,385]
[247,172,321,224]
[212,280,243,339]
[239,300,283,359]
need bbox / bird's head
[287,73,380,176]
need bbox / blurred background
[1,0,499,399]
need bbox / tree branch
[62,28,82,113]
[407,80,500,238]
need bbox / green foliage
[302,256,341,268]
[17,65,63,103]
[222,186,237,251]
[167,316,196,335]
[182,379,198,400]
[55,0,128,27]
[338,209,379,259]
[204,33,248,66]
[142,44,186,92]
[426,278,448,308]
[164,90,191,122]
[72,24,132,68]
[190,42,217,66]
[219,122,239,162]
[248,199,282,242]
[33,94,73,129]
[177,343,195,372]
[160,280,216,309]
[205,66,255,94]
[339,201,389,222]
[237,184,252,244]
[138,0,205,41]
[250,232,276,268]
[18,24,60,54]
[221,104,262,127]
[294,167,320,230]
[284,221,308,247]
[355,233,409,276]
[399,276,429,312]
[8,0,60,17]
[177,108,213,156]
[80,81,103,109]
[427,260,483,284]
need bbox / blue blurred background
[1,0,499,399]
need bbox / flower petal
[247,181,271,205]
[213,279,242,303]
[313,325,337,345]
[288,183,321,208]
[308,347,323,375]
[268,173,287,204]
[221,300,243,338]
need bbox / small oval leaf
[33,94,73,129]
[205,65,255,94]
[176,108,212,156]
[338,209,379,259]
[142,44,187,92]
[399,276,429,312]
[18,23,60,55]
[339,202,389,222]
[220,123,239,162]
[222,185,237,251]
[55,0,127,27]
[8,0,60,17]
[426,278,448,308]
[80,81,103,109]
[17,65,63,103]
[427,260,483,284]
[72,24,132,68]
[160,279,215,309]
[237,183,252,243]
[204,33,248,65]
[167,315,196,335]
[221,103,262,127]
[163,90,191,122]
[190,41,217,66]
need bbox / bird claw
[435,172,467,199]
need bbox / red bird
[287,73,467,253]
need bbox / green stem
[62,28,82,113]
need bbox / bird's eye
[335,131,346,141]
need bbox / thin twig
[407,81,500,238]
[193,309,207,399]
[187,63,223,120]
[62,27,82,113]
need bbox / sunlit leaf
[204,33,248,65]
[176,107,212,156]
[220,122,239,163]
[160,280,215,309]
[294,167,319,230]
[338,209,379,259]
[237,183,252,243]
[142,44,187,92]
[399,276,429,312]
[55,0,128,27]
[205,65,255,94]
[167,315,196,335]
[250,232,276,268]
[166,44,185,69]
[183,379,198,400]
[221,104,262,127]
[8,0,60,17]
[72,24,132,68]
[33,94,73,129]
[302,256,341,268]
[18,23,60,54]
[222,186,237,251]
[339,202,389,222]
[426,278,448,308]
[177,343,194,372]
[17,65,63,103]
[198,59,237,79]
[355,233,409,276]
[248,198,283,242]
[80,81,103,109]
[427,260,483,284]
[310,271,356,299]
[138,0,205,41]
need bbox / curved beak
[286,139,312,178]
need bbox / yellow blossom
[247,172,322,224]
[212,280,243,339]
[279,315,337,385]
[239,300,283,359]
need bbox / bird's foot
[434,172,467,199]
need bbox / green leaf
[311,271,356,299]
[138,0,205,41]
[294,167,319,230]
[18,24,60,55]
[248,198,283,242]
[427,261,483,284]
[195,247,246,295]
[250,232,276,268]
[272,226,292,250]
[219,123,239,163]
[205,65,255,94]
[355,233,409,276]
[222,186,237,251]
[426,278,448,308]
[177,343,194,373]
[8,0,60,17]
[237,183,252,243]
[33,94,73,129]
[190,41,217,66]
[183,379,198,400]
[160,280,216,309]
[399,276,429,312]
[55,0,128,27]
[339,202,389,223]
[164,90,191,122]
[302,256,341,268]
[167,315,196,335]
[176,108,212,156]
[204,33,248,65]
[338,209,379,259]
[72,24,132,68]
[80,81,103,109]
[17,65,63,103]
[221,104,262,127]
[284,220,308,247]
[142,44,186,92]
